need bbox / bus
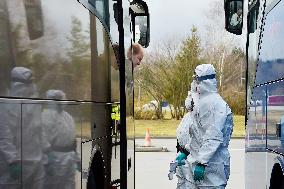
[224,0,284,188]
[0,0,150,188]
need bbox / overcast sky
[145,0,212,47]
[21,0,246,55]
[144,0,246,51]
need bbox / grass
[232,115,245,137]
[78,115,245,139]
[135,115,245,138]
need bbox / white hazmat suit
[187,64,234,188]
[42,90,79,189]
[0,67,47,189]
[175,115,192,188]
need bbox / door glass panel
[0,0,107,101]
[80,103,93,142]
[0,100,22,187]
[246,86,266,151]
[0,0,14,95]
[110,43,120,102]
[0,99,82,188]
[27,101,81,189]
[21,102,45,188]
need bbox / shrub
[221,88,245,115]
[134,108,158,120]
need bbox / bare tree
[135,27,203,120]
[202,0,246,115]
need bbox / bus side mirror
[23,0,44,40]
[130,0,150,48]
[224,0,244,35]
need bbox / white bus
[0,0,150,188]
[224,0,284,188]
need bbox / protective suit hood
[193,64,217,96]
[46,90,66,112]
[11,67,33,83]
[46,90,66,100]
[10,67,38,97]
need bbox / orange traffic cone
[144,128,152,147]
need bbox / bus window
[267,81,284,154]
[246,85,267,151]
[256,0,284,85]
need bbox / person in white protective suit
[42,90,80,189]
[175,90,196,189]
[0,67,48,189]
[186,64,234,188]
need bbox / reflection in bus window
[42,90,80,189]
[228,1,243,29]
[0,0,120,102]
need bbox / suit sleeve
[196,104,227,165]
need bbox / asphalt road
[135,139,245,189]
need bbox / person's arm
[196,104,227,165]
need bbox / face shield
[193,73,216,84]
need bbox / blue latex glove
[175,152,187,166]
[9,162,21,179]
[194,163,205,182]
